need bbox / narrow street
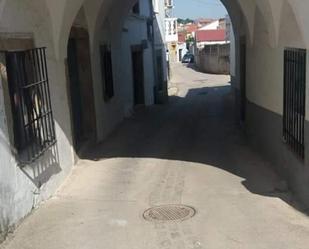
[2,63,309,249]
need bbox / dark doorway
[240,39,246,122]
[67,38,83,149]
[131,46,145,105]
[67,28,96,152]
[179,49,183,62]
[156,49,164,91]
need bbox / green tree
[177,18,195,24]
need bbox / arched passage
[53,0,307,169]
[52,0,285,139]
[1,0,309,242]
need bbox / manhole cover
[143,205,196,222]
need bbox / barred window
[283,48,306,160]
[5,48,56,164]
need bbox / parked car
[182,53,194,63]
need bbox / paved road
[2,63,309,249]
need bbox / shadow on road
[81,84,308,216]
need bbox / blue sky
[174,0,228,19]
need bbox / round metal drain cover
[143,205,196,222]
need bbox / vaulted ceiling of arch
[264,0,283,46]
[40,0,308,55]
[0,0,6,19]
[286,0,309,47]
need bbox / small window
[132,2,140,15]
[173,20,177,35]
[100,45,114,101]
[283,48,306,159]
[168,21,172,35]
[5,48,56,164]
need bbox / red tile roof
[185,24,198,33]
[195,29,226,42]
[178,32,186,43]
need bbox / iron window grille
[100,45,114,101]
[5,47,56,164]
[283,48,306,160]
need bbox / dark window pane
[100,45,114,101]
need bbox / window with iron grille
[5,47,56,164]
[100,45,114,101]
[283,48,306,160]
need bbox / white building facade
[164,0,179,63]
[165,18,178,43]
[121,0,167,114]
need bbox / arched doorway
[66,7,97,154]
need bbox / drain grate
[143,205,196,222]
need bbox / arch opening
[2,1,309,242]
[66,6,97,154]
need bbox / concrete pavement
[1,63,309,249]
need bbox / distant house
[218,18,227,29]
[195,29,227,49]
[177,23,198,40]
[196,18,215,28]
[178,32,186,43]
[198,18,227,31]
[185,23,198,35]
[194,27,230,75]
[165,17,178,62]
[122,0,168,109]
[199,20,220,30]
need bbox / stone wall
[196,44,230,75]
